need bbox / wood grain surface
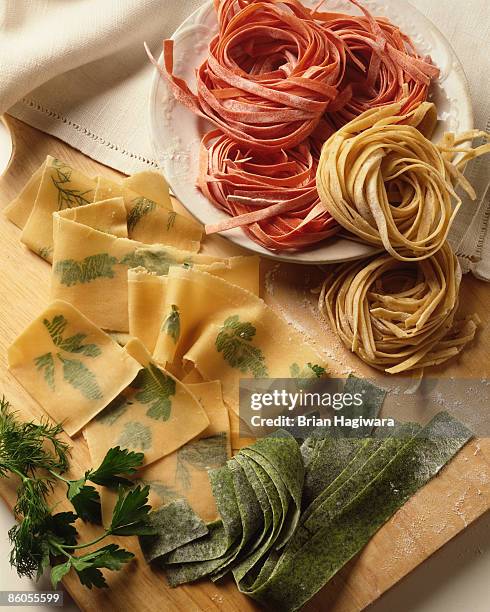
[0,115,488,612]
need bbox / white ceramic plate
[148,0,473,264]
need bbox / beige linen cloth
[0,0,204,173]
[0,0,489,278]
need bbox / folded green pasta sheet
[83,338,210,468]
[153,267,328,413]
[300,374,387,506]
[232,438,302,586]
[128,256,260,355]
[139,499,209,563]
[51,213,221,331]
[21,156,96,261]
[210,460,263,581]
[4,160,47,228]
[234,453,272,557]
[166,464,242,568]
[303,438,368,507]
[245,413,472,610]
[298,425,421,539]
[162,431,304,587]
[94,174,202,250]
[285,425,419,562]
[154,413,470,612]
[242,433,304,551]
[7,300,141,436]
[164,458,264,586]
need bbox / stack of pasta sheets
[4,155,329,523]
[142,410,471,612]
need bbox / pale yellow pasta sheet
[93,176,123,201]
[83,338,210,469]
[181,367,205,384]
[7,300,141,436]
[153,267,329,413]
[98,379,230,526]
[128,255,260,354]
[57,198,128,237]
[4,160,46,228]
[95,175,202,251]
[21,156,96,261]
[51,214,221,331]
[122,171,172,211]
[127,199,202,252]
[128,272,168,354]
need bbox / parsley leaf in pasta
[215,315,268,377]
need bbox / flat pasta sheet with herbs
[84,339,210,468]
[94,174,202,250]
[128,256,260,355]
[51,213,217,331]
[138,380,231,520]
[7,300,141,436]
[21,156,96,261]
[145,267,328,412]
[97,380,231,527]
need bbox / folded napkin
[1,0,489,278]
[0,0,204,174]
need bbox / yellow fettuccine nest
[316,101,490,261]
[318,242,479,374]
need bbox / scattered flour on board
[264,264,352,375]
[210,593,224,605]
[451,488,471,527]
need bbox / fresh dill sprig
[0,397,155,589]
[50,160,92,210]
[0,397,70,478]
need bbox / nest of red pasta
[150,0,440,252]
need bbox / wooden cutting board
[0,116,488,612]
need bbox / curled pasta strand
[318,241,479,374]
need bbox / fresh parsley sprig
[47,484,153,589]
[51,446,145,523]
[0,397,155,590]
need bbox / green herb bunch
[0,398,155,589]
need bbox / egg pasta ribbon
[318,242,479,374]
[316,101,490,261]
